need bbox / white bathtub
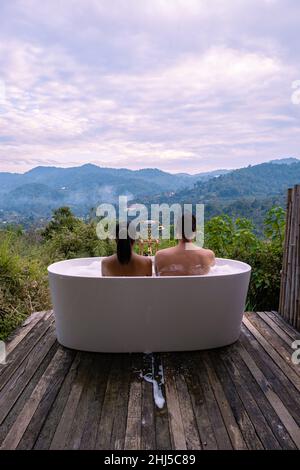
[48,257,251,353]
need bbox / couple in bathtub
[102,214,215,277]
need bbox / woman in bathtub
[102,223,152,277]
[155,213,215,276]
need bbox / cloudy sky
[0,0,300,174]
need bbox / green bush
[204,207,285,310]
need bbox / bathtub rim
[47,256,251,279]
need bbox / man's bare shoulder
[200,248,215,257]
[155,246,177,259]
[197,248,215,265]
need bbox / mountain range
[0,164,230,196]
[144,158,300,230]
[0,158,299,228]
[0,164,230,223]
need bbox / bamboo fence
[279,184,300,330]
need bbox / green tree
[42,207,80,240]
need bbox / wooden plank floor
[0,310,299,450]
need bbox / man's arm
[199,249,215,274]
[207,249,216,267]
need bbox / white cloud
[0,0,300,173]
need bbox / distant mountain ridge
[0,158,299,226]
[0,163,231,223]
[269,157,299,165]
[0,163,230,189]
[0,163,232,199]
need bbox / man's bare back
[155,242,215,276]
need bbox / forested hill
[139,160,300,231]
[168,161,300,203]
[0,164,230,225]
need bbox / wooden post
[279,184,300,330]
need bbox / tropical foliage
[204,207,285,310]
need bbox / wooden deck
[0,310,299,450]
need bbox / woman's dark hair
[116,223,135,265]
[181,213,196,242]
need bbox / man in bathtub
[155,213,215,276]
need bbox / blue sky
[0,0,300,174]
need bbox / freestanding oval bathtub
[48,257,251,353]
